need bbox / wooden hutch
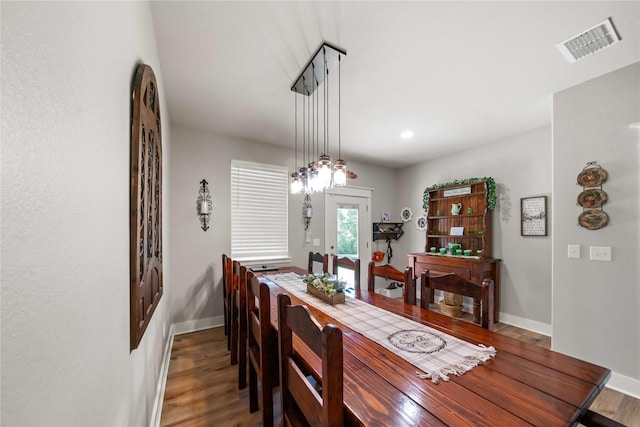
[408,179,501,321]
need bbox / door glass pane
[337,207,358,286]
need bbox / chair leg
[249,361,258,413]
[261,374,274,427]
[230,303,238,365]
[226,293,232,351]
[238,328,247,389]
[223,303,228,336]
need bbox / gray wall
[168,126,398,329]
[396,127,553,332]
[552,62,639,390]
[1,2,172,425]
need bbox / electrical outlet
[590,246,611,261]
[313,238,320,247]
[568,244,580,258]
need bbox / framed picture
[521,196,547,236]
[381,211,391,222]
[450,226,464,236]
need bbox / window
[231,160,289,262]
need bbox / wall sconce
[197,179,212,231]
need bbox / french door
[324,187,372,287]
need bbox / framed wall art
[130,63,163,350]
[521,196,547,236]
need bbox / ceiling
[150,1,639,168]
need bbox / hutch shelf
[408,179,501,321]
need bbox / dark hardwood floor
[161,324,640,426]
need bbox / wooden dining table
[256,266,610,426]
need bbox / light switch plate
[313,238,320,247]
[568,244,580,258]
[590,246,612,261]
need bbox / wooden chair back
[247,272,277,426]
[332,255,361,289]
[230,264,248,388]
[221,254,229,337]
[308,252,329,274]
[224,256,234,350]
[277,293,344,427]
[367,262,415,305]
[230,261,240,364]
[420,270,494,330]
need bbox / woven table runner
[265,272,496,384]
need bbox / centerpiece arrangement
[302,273,346,305]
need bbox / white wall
[168,126,398,329]
[396,127,553,331]
[168,126,296,328]
[1,2,172,425]
[552,62,640,395]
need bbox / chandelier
[290,42,347,194]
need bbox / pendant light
[290,42,347,194]
[333,54,346,186]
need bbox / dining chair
[229,260,239,364]
[224,256,234,350]
[367,262,415,304]
[332,255,361,289]
[308,251,329,274]
[247,272,278,426]
[222,253,229,337]
[229,264,248,389]
[277,293,344,427]
[420,270,494,330]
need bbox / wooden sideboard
[408,252,501,321]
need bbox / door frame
[324,186,372,287]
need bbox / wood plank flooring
[160,324,640,426]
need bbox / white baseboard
[172,315,224,336]
[150,324,175,427]
[606,372,640,399]
[497,311,552,336]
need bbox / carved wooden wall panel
[130,63,163,350]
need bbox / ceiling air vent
[556,18,621,63]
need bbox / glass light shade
[290,172,302,194]
[308,162,321,193]
[334,159,347,186]
[318,154,333,189]
[297,168,309,194]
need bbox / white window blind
[231,160,289,262]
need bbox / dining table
[256,266,610,427]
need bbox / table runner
[265,272,496,384]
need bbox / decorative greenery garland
[422,177,497,212]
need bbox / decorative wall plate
[416,216,427,231]
[400,207,413,222]
[577,188,607,208]
[578,210,609,230]
[577,167,607,187]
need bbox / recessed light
[401,130,414,139]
